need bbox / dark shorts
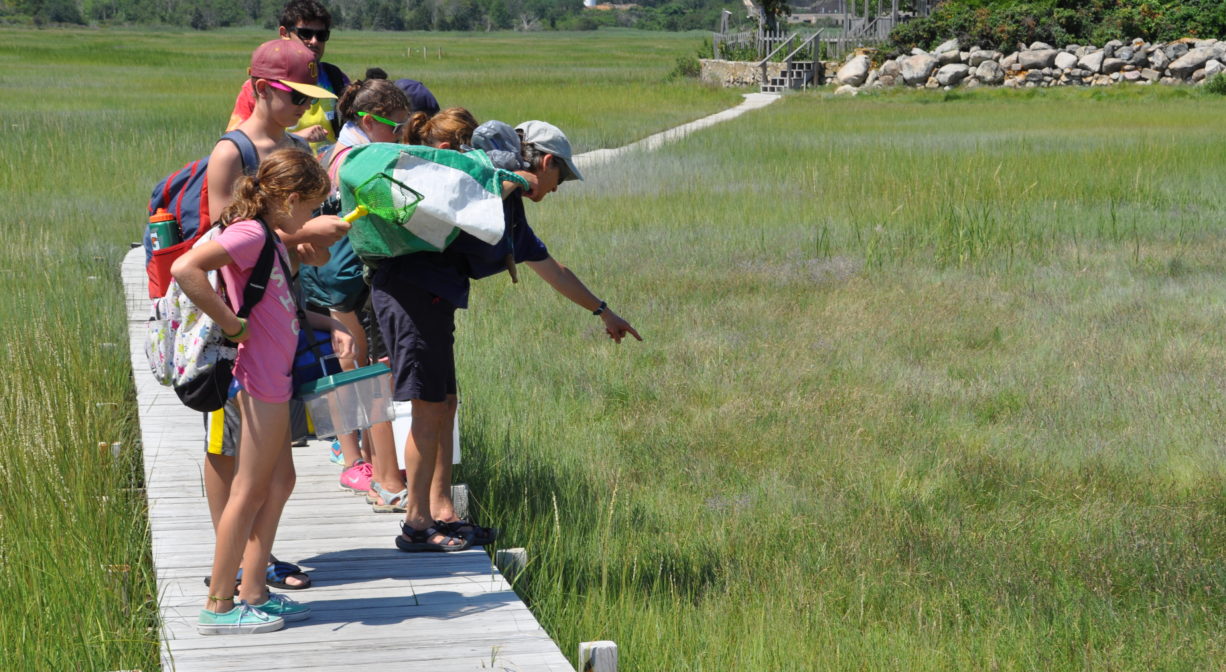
[371,281,457,403]
[360,294,388,364]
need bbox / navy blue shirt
[373,191,549,309]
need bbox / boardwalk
[122,248,574,671]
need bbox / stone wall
[699,59,787,87]
[829,37,1226,94]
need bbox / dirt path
[574,92,781,169]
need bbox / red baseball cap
[248,39,335,100]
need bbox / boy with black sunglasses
[226,0,349,152]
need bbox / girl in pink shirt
[172,149,351,634]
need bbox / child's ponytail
[218,148,331,226]
[337,78,409,127]
[403,107,478,148]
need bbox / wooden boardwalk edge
[121,246,574,671]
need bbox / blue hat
[394,78,440,116]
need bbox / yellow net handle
[342,205,368,223]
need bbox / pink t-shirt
[216,220,299,403]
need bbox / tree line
[0,0,739,31]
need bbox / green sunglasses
[358,111,406,136]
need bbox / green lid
[296,362,392,397]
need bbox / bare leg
[369,419,404,495]
[429,395,460,521]
[400,398,462,547]
[236,416,296,605]
[331,309,369,467]
[204,393,289,612]
[204,452,234,532]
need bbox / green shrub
[668,54,701,80]
[1204,72,1226,95]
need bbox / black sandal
[395,522,470,553]
[437,519,499,547]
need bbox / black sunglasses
[291,26,331,42]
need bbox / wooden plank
[121,248,574,671]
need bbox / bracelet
[223,318,247,340]
[592,300,608,316]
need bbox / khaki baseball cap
[248,39,335,100]
[515,120,583,182]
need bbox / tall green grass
[0,26,734,671]
[6,25,1226,671]
[454,85,1226,670]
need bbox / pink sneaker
[339,460,373,493]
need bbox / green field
[4,26,1226,672]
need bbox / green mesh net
[353,172,423,226]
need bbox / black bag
[174,221,278,412]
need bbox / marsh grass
[454,86,1226,669]
[6,25,1226,670]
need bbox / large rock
[933,38,960,55]
[1140,68,1161,82]
[834,84,858,96]
[880,59,902,78]
[1101,58,1126,74]
[836,54,871,87]
[1115,46,1134,62]
[969,49,1001,66]
[1122,70,1142,82]
[1207,60,1225,77]
[1018,49,1059,69]
[1001,52,1020,70]
[1194,39,1218,50]
[1103,39,1123,58]
[975,60,1004,84]
[1170,48,1217,77]
[1054,52,1079,70]
[1164,42,1189,61]
[937,49,961,66]
[1029,41,1052,51]
[1078,51,1105,73]
[935,63,970,86]
[1148,48,1169,70]
[901,53,939,85]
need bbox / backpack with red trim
[142,131,258,298]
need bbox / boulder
[1194,39,1218,50]
[1115,46,1134,62]
[1206,60,1225,77]
[880,59,902,78]
[1170,48,1217,77]
[1140,68,1161,82]
[834,84,858,96]
[836,54,871,87]
[933,38,960,55]
[975,60,1004,84]
[937,49,961,66]
[959,51,970,64]
[1160,76,1182,86]
[969,49,1001,66]
[911,47,929,56]
[935,63,971,86]
[1101,58,1126,74]
[964,77,980,89]
[1025,69,1044,83]
[864,69,879,87]
[1103,39,1123,58]
[1001,52,1019,70]
[1164,42,1189,61]
[1078,51,1105,73]
[1192,68,1208,83]
[1122,70,1142,82]
[1018,49,1058,69]
[1148,48,1169,71]
[1126,48,1149,67]
[878,74,898,87]
[1029,41,1052,51]
[1092,74,1112,86]
[1003,77,1019,88]
[901,53,939,86]
[1054,52,1078,70]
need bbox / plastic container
[297,363,395,438]
[148,208,180,251]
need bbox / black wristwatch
[592,300,608,316]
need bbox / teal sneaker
[246,592,311,622]
[197,603,284,635]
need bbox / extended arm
[525,256,642,344]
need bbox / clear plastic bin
[298,363,396,438]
